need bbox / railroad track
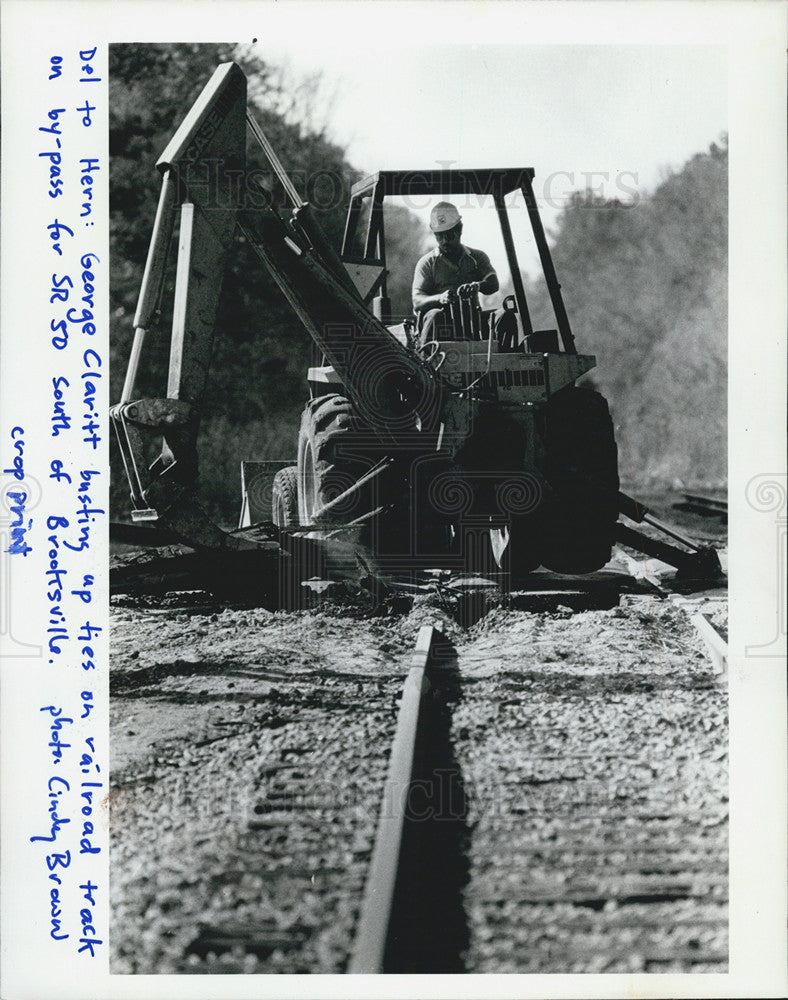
[110,582,728,975]
[672,492,728,522]
[349,614,728,973]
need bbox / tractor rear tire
[271,466,299,527]
[297,394,377,526]
[296,394,447,562]
[539,385,619,574]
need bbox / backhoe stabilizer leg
[614,522,722,580]
[110,396,206,530]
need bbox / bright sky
[253,42,727,281]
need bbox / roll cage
[340,168,576,353]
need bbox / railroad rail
[672,493,728,521]
[671,593,728,680]
[349,624,444,972]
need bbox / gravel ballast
[110,578,727,974]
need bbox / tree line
[525,138,727,486]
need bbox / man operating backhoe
[412,201,499,345]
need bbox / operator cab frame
[339,167,576,355]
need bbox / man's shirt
[412,245,496,310]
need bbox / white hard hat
[429,201,461,233]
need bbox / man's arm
[478,269,499,295]
[457,251,499,298]
[474,250,499,295]
[413,287,456,311]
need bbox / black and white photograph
[107,35,732,975]
[0,2,785,998]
